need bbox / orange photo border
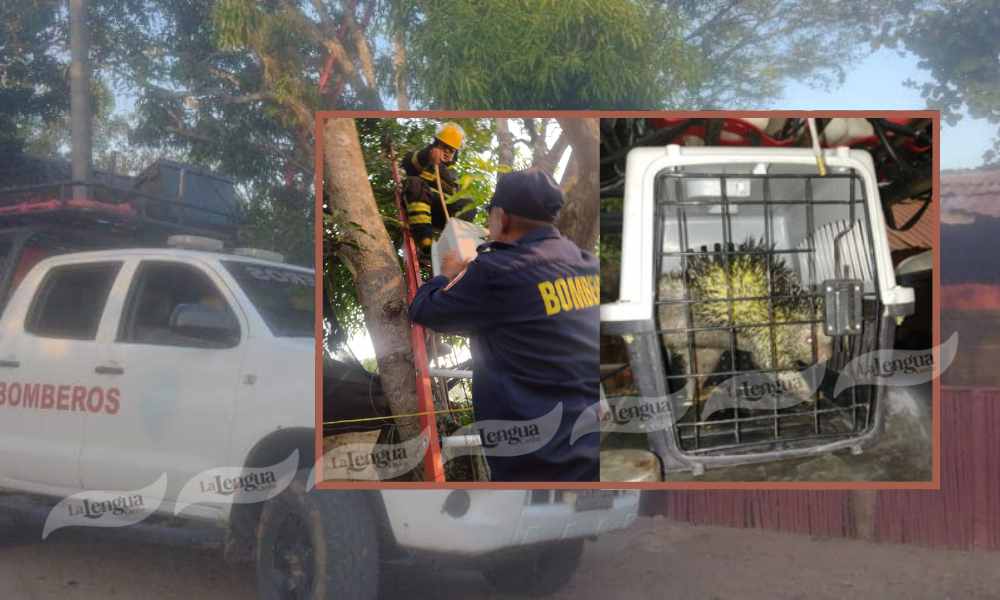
[314,109,941,490]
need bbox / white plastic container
[602,145,913,324]
[600,144,916,475]
[431,218,488,277]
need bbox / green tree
[883,0,1000,162]
[406,0,696,109]
[392,0,912,110]
[0,0,68,154]
[659,0,903,107]
[114,0,317,263]
[198,0,918,112]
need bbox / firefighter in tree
[401,122,472,256]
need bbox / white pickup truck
[0,235,639,600]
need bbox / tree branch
[164,123,311,176]
[339,3,378,97]
[392,29,409,110]
[496,118,514,167]
[684,0,743,42]
[150,85,274,105]
[532,130,568,176]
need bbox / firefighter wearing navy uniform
[401,122,472,256]
[409,169,600,482]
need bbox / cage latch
[822,279,863,336]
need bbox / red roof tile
[887,198,935,252]
[942,168,1000,219]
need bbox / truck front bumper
[381,490,640,555]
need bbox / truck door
[0,259,125,490]
[80,259,246,505]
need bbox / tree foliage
[320,0,918,110]
[1,0,68,153]
[405,0,695,109]
[882,0,1000,162]
[117,0,316,264]
[169,0,923,112]
[661,0,904,107]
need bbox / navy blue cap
[488,169,563,221]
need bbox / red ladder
[387,144,446,482]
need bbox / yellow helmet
[434,122,465,150]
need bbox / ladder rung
[428,367,473,379]
[442,434,482,449]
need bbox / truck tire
[0,498,44,545]
[0,511,31,545]
[482,538,585,597]
[255,472,378,600]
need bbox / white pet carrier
[601,145,914,476]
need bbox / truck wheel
[0,499,43,545]
[0,512,26,545]
[256,472,378,600]
[483,538,585,597]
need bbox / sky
[775,48,991,170]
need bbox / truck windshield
[222,261,313,337]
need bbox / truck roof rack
[0,180,239,243]
[232,247,285,263]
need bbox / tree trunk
[523,118,549,166]
[323,118,422,448]
[532,131,568,178]
[496,118,514,167]
[69,0,92,203]
[555,117,600,252]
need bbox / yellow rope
[323,405,473,427]
[807,117,828,176]
[433,163,450,221]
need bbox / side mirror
[168,303,239,346]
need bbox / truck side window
[26,262,123,340]
[119,261,240,349]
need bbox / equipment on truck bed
[0,154,244,314]
[0,156,239,240]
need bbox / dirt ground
[2,496,998,600]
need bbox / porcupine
[658,238,831,419]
